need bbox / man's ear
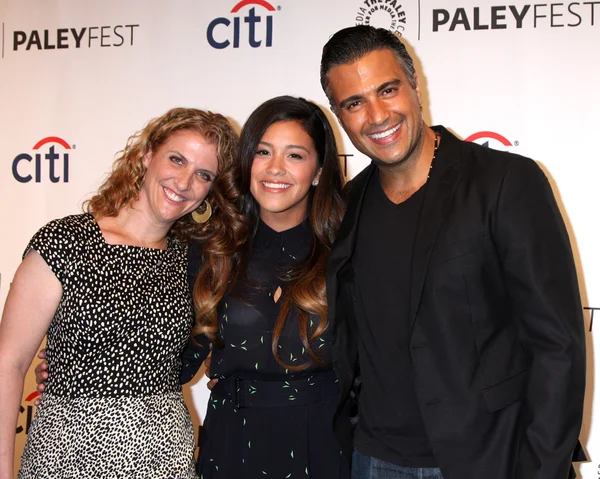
[329,104,343,126]
[413,71,422,106]
[329,101,339,119]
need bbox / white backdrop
[1,0,597,476]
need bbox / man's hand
[33,349,48,406]
[204,355,219,390]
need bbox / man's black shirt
[352,169,437,467]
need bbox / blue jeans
[352,449,444,479]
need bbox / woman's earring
[312,178,319,186]
[192,200,212,224]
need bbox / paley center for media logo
[207,0,280,49]
[355,0,409,36]
[465,131,518,151]
[350,1,600,39]
[13,136,74,183]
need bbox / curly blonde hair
[86,107,239,242]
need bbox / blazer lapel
[409,128,466,332]
[326,164,376,328]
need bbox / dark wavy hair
[86,107,240,243]
[240,95,345,370]
[194,96,345,370]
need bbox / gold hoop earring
[192,200,212,224]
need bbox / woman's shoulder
[27,213,95,252]
[40,212,95,234]
[188,238,204,256]
[187,238,205,282]
[24,213,95,281]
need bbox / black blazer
[326,126,586,479]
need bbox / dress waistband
[211,370,339,408]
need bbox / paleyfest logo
[12,136,73,183]
[432,3,600,32]
[355,0,408,35]
[465,131,518,151]
[11,25,139,51]
[207,0,279,49]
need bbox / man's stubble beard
[371,119,426,174]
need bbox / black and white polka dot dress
[18,213,198,479]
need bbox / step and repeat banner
[0,0,598,476]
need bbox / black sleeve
[180,334,212,384]
[180,239,212,384]
[492,157,585,478]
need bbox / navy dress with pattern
[182,219,349,479]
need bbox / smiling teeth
[164,187,185,203]
[263,182,290,189]
[369,124,400,140]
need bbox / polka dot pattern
[19,213,197,478]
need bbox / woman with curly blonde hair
[0,107,240,479]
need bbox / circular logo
[355,0,408,35]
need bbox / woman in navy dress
[182,96,349,478]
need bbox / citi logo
[207,0,278,49]
[13,136,73,183]
[465,131,518,151]
[17,391,40,434]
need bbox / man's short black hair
[320,25,417,108]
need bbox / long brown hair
[191,166,250,342]
[195,96,345,371]
[86,107,239,243]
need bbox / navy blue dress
[182,219,349,479]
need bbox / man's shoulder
[436,125,541,178]
[343,162,374,197]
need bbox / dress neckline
[85,213,173,252]
[253,218,312,258]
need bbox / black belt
[211,370,339,408]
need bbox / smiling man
[322,25,586,479]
